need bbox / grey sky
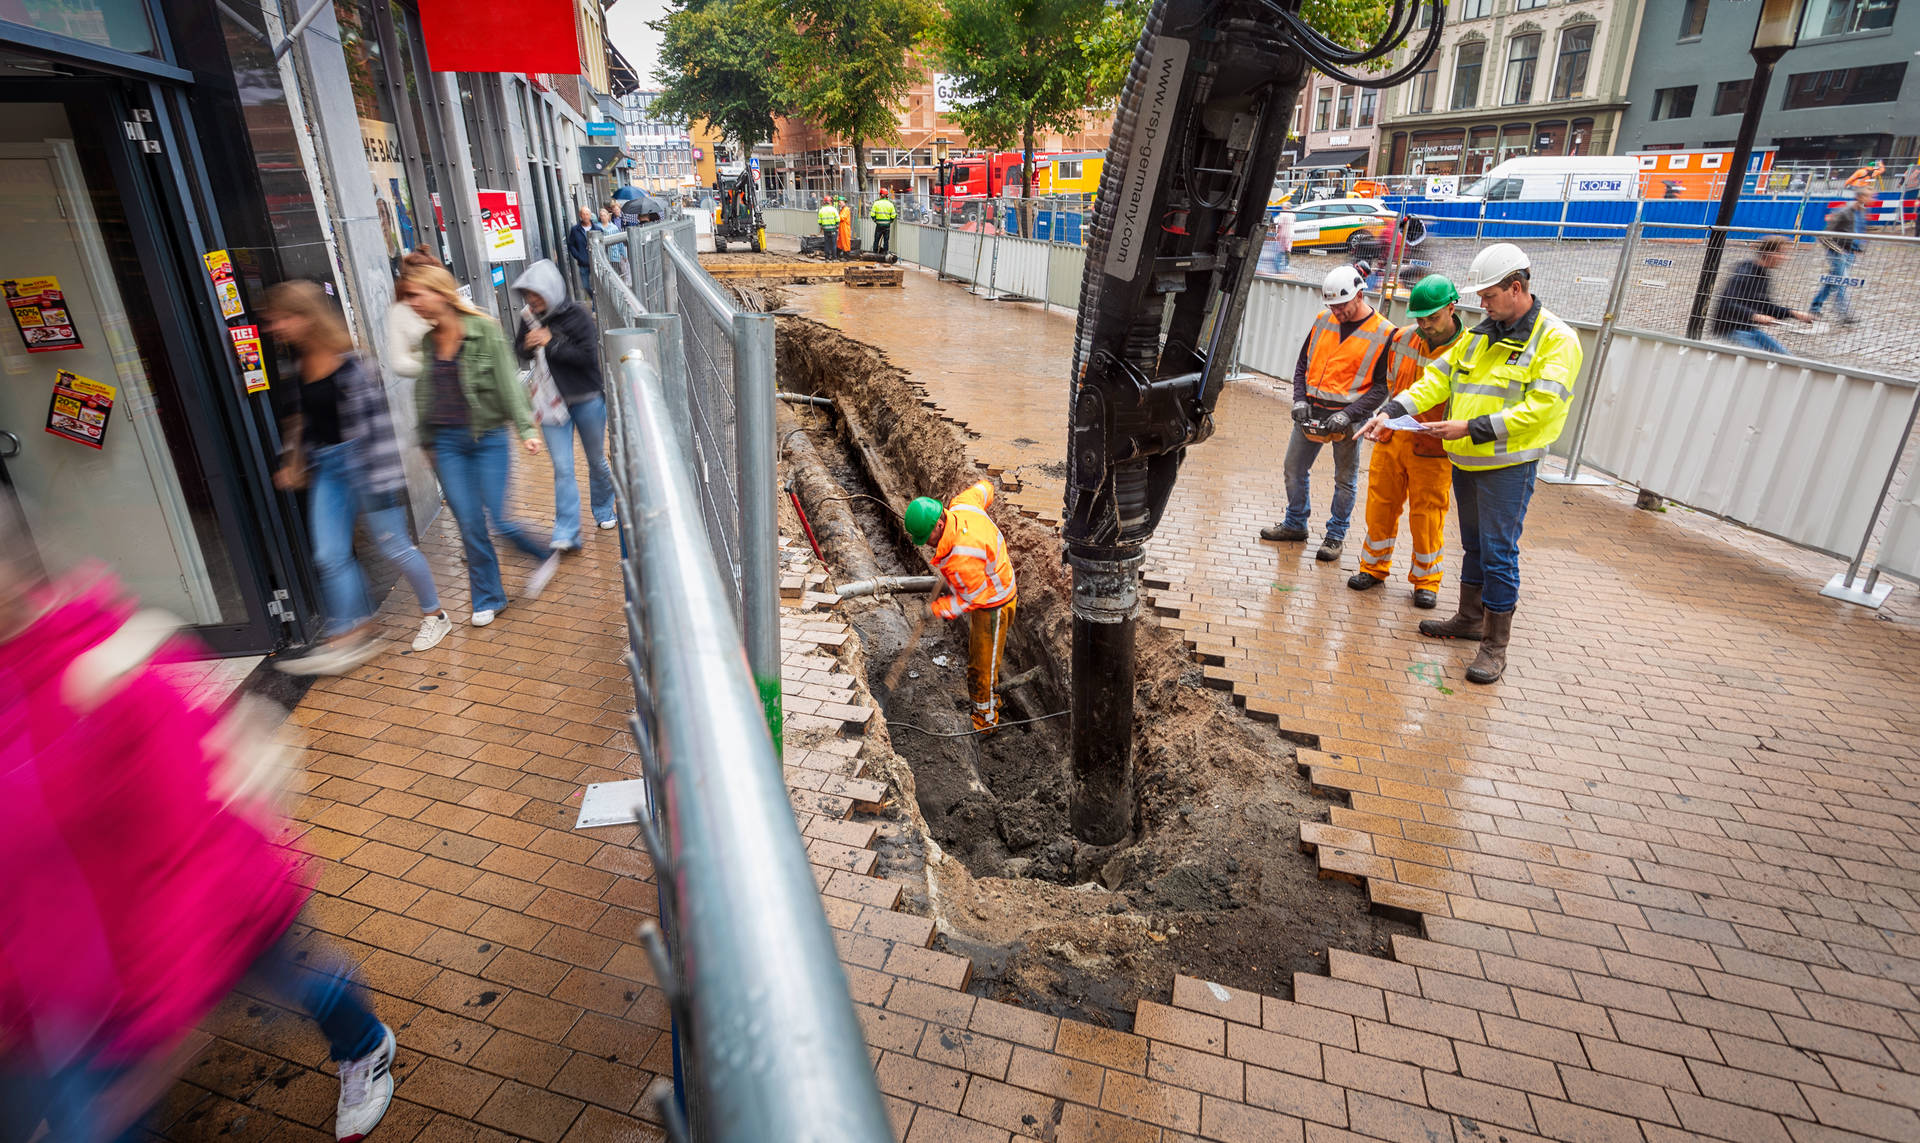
[606,0,670,89]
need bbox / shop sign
[491,264,507,287]
[203,250,244,319]
[1413,141,1462,157]
[3,276,82,353]
[585,121,617,137]
[229,325,268,394]
[45,369,115,449]
[477,189,526,262]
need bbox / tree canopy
[770,0,935,192]
[649,0,787,156]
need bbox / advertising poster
[3,276,82,353]
[203,249,245,319]
[361,118,419,275]
[229,324,269,394]
[45,369,116,449]
[477,189,526,262]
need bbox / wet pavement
[787,271,1920,1142]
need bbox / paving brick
[1172,975,1265,1027]
[903,1106,1013,1143]
[1227,1022,1322,1079]
[917,1024,1014,1081]
[1135,1000,1226,1054]
[877,1050,970,1113]
[1199,1095,1305,1143]
[1245,1066,1348,1127]
[1101,1069,1203,1132]
[473,1078,586,1143]
[1055,1019,1149,1074]
[958,1076,1060,1138]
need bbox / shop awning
[1305,147,1371,168]
[581,146,626,175]
[607,44,642,98]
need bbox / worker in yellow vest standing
[1260,266,1394,562]
[870,191,897,257]
[1359,244,1584,684]
[1349,275,1464,609]
[816,199,841,260]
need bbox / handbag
[520,309,571,428]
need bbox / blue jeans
[1453,460,1538,614]
[431,426,549,614]
[541,396,616,547]
[1726,327,1788,355]
[1281,424,1361,541]
[1809,248,1856,319]
[575,262,593,299]
[309,441,440,637]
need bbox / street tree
[649,0,787,160]
[771,0,934,196]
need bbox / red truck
[935,151,1052,199]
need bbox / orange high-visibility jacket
[930,480,1016,620]
[1385,324,1455,458]
[1305,309,1393,405]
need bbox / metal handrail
[602,339,892,1142]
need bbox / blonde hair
[264,280,353,356]
[399,263,485,318]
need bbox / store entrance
[0,85,256,638]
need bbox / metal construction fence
[595,223,781,733]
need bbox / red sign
[416,0,581,75]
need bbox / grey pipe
[837,576,939,599]
[778,392,834,407]
[610,349,892,1142]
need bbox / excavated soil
[777,316,1410,1028]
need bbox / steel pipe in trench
[836,576,939,600]
[1068,552,1142,846]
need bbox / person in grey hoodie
[511,260,615,550]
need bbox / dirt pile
[776,315,1410,1026]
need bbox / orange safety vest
[1385,324,1456,458]
[1305,309,1392,406]
[930,480,1016,620]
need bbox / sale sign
[478,189,526,262]
[229,324,269,394]
[4,276,82,352]
[46,369,116,449]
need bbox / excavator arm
[1065,0,1444,843]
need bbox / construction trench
[752,279,1413,1030]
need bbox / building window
[1057,159,1082,180]
[1336,87,1354,129]
[1461,0,1492,19]
[1516,0,1548,9]
[1292,102,1304,134]
[1451,41,1486,110]
[1803,0,1900,37]
[1680,0,1708,37]
[1417,4,1433,27]
[1359,90,1377,127]
[1714,79,1752,115]
[1782,63,1907,107]
[1410,62,1438,113]
[1315,88,1332,131]
[1503,34,1540,105]
[1552,24,1593,99]
[1651,85,1697,120]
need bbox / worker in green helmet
[904,480,1016,732]
[1349,274,1463,609]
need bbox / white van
[1446,156,1639,202]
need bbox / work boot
[1316,536,1343,562]
[1419,582,1484,640]
[1466,609,1514,684]
[1412,588,1438,609]
[1260,523,1308,542]
[1347,571,1384,591]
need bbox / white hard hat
[1462,242,1530,292]
[1322,265,1365,305]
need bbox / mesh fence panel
[670,254,744,609]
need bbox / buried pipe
[777,392,834,407]
[837,576,938,600]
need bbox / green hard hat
[1406,274,1460,318]
[904,497,943,544]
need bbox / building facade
[1377,0,1647,176]
[1618,0,1918,164]
[618,90,697,195]
[1299,74,1383,171]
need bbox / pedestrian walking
[265,282,452,674]
[0,525,397,1142]
[1900,164,1919,236]
[1348,275,1464,609]
[566,206,596,300]
[400,263,559,627]
[598,208,626,272]
[817,198,841,259]
[512,260,616,552]
[1809,187,1873,326]
[1259,265,1394,562]
[1710,235,1812,355]
[1358,243,1584,684]
[905,480,1017,733]
[871,190,897,256]
[1274,205,1294,273]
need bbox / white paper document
[1378,414,1433,433]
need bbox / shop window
[1451,41,1485,110]
[1782,63,1907,107]
[1802,0,1899,36]
[1714,79,1752,115]
[1552,24,1593,100]
[0,0,154,54]
[1359,90,1377,127]
[1315,88,1332,131]
[1652,86,1697,120]
[1504,34,1540,105]
[1409,62,1438,113]
[1336,87,1354,130]
[1680,0,1708,38]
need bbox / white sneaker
[471,609,497,627]
[334,1023,395,1142]
[524,553,563,600]
[411,612,453,652]
[597,518,618,529]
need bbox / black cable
[815,492,903,519]
[889,710,1070,738]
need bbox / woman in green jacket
[399,264,558,626]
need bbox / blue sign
[584,121,617,137]
[748,157,760,170]
[491,264,507,287]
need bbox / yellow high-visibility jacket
[1391,300,1584,471]
[817,203,839,226]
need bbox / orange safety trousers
[1359,432,1452,589]
[967,599,1014,731]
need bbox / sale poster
[3,276,82,353]
[229,324,269,393]
[45,369,116,449]
[477,189,526,261]
[203,249,245,319]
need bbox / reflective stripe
[1489,411,1511,441]
[1451,447,1545,468]
[1364,536,1395,553]
[1453,382,1511,400]
[1532,377,1573,400]
[1412,548,1443,563]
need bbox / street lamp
[1686,0,1806,339]
[932,136,954,225]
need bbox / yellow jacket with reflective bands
[1392,301,1583,470]
[818,203,839,226]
